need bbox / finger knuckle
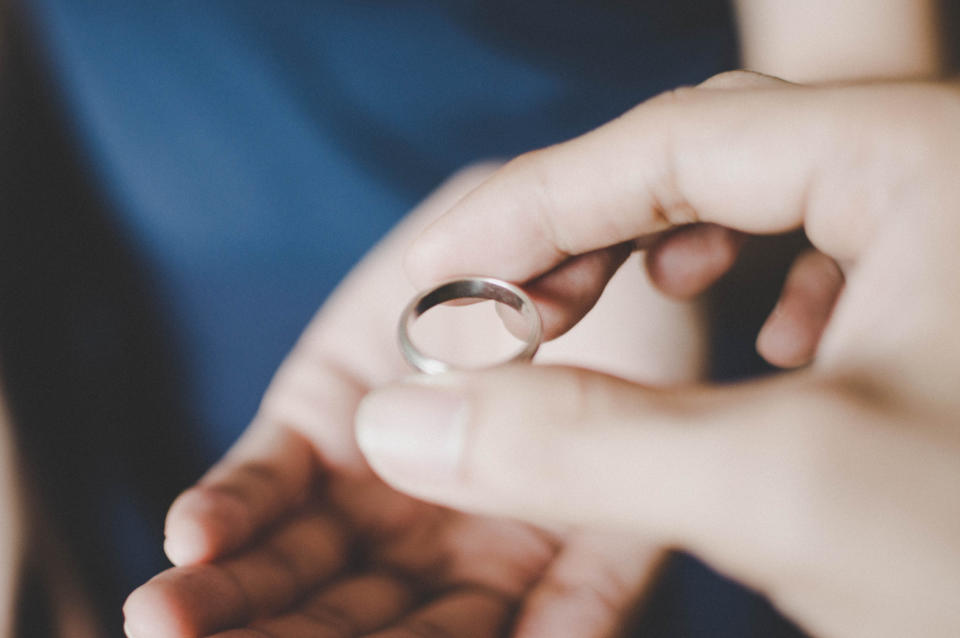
[647,85,701,109]
[698,69,769,89]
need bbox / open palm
[123,165,704,638]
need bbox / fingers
[210,573,416,638]
[533,251,708,386]
[164,424,315,565]
[644,224,746,298]
[508,220,743,337]
[368,589,512,638]
[512,532,664,638]
[125,510,349,638]
[405,77,893,292]
[498,245,632,340]
[355,365,875,596]
[757,250,844,368]
[201,580,511,638]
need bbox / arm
[735,0,944,81]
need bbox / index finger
[404,75,894,289]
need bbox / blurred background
[1,1,956,637]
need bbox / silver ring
[398,277,543,374]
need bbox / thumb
[355,365,867,592]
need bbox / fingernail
[356,381,468,482]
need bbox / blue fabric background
[21,2,802,635]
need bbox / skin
[30,3,944,636]
[123,164,704,638]
[120,3,948,634]
[735,0,943,82]
[356,72,960,638]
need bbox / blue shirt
[28,0,736,458]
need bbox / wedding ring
[398,277,543,374]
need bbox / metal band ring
[398,277,543,374]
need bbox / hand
[356,72,960,638]
[122,163,707,638]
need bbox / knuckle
[647,85,701,109]
[698,69,771,89]
[502,148,545,182]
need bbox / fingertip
[494,298,539,341]
[756,305,815,369]
[494,290,584,343]
[355,378,468,487]
[520,246,632,341]
[645,224,743,299]
[123,580,192,638]
[124,562,248,638]
[163,516,212,566]
[164,488,249,564]
[756,250,843,369]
